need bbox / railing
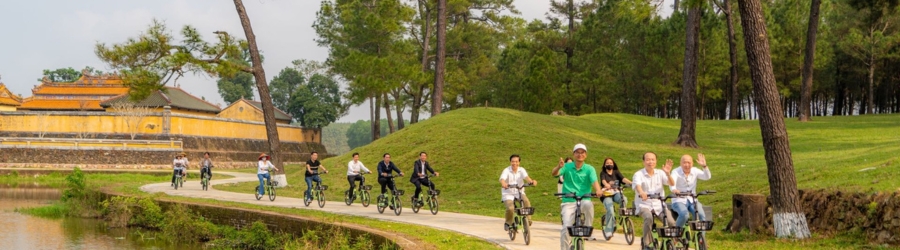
[0,137,183,151]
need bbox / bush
[100,196,134,227]
[131,197,165,229]
[160,204,218,243]
[62,167,85,202]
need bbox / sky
[0,0,673,123]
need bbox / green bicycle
[411,174,439,215]
[304,180,328,208]
[505,182,535,245]
[344,173,372,207]
[643,193,684,250]
[555,192,596,250]
[200,166,211,191]
[676,190,715,250]
[254,178,277,201]
[376,175,404,216]
[172,169,184,190]
[600,181,636,245]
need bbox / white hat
[573,143,587,152]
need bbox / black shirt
[306,160,322,177]
[600,169,625,188]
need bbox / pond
[0,186,202,250]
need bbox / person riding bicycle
[171,153,188,186]
[304,151,329,202]
[600,157,632,235]
[670,153,711,229]
[200,152,214,180]
[500,154,536,231]
[257,153,279,196]
[552,143,603,250]
[410,151,439,206]
[377,153,404,209]
[347,152,372,200]
[633,152,676,250]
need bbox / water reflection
[0,191,202,250]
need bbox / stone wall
[0,131,327,168]
[764,189,900,245]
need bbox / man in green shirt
[552,143,603,250]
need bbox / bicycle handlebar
[554,192,597,199]
[674,190,716,198]
[504,182,535,189]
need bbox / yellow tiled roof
[33,86,129,95]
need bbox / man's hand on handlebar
[640,192,648,201]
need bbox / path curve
[141,171,636,250]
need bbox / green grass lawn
[1,172,500,250]
[217,107,900,249]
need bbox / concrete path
[141,171,638,250]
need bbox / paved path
[141,171,638,250]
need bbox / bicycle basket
[428,189,441,196]
[394,189,405,196]
[317,185,328,190]
[619,207,636,216]
[362,185,373,190]
[690,221,715,231]
[566,226,594,237]
[516,207,535,216]
[657,227,684,238]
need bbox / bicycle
[599,181,636,245]
[200,166,212,191]
[254,177,277,201]
[675,190,716,250]
[411,174,440,215]
[376,175,404,216]
[304,172,328,208]
[642,193,684,250]
[555,192,596,250]
[344,172,372,207]
[172,169,185,190]
[505,182,535,245]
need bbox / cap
[573,143,587,152]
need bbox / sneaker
[504,223,510,231]
[389,205,395,210]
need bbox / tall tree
[737,0,811,238]
[217,72,255,104]
[840,0,900,114]
[38,67,100,82]
[712,0,742,120]
[799,0,822,121]
[674,2,702,148]
[432,0,447,116]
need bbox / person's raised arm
[551,157,564,177]
[697,153,711,180]
[663,159,675,186]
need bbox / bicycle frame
[377,175,403,216]
[674,190,715,250]
[555,192,596,250]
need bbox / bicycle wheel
[344,190,353,205]
[665,239,675,250]
[573,237,584,250]
[412,196,421,213]
[696,233,707,250]
[393,195,402,216]
[174,177,180,190]
[601,215,613,241]
[376,195,386,214]
[523,216,531,245]
[268,184,276,201]
[361,190,370,207]
[317,190,326,208]
[303,191,312,207]
[624,217,636,245]
[255,186,262,200]
[507,223,517,240]
[428,195,439,215]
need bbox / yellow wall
[219,101,263,122]
[0,105,15,112]
[0,112,318,143]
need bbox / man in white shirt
[500,154,537,231]
[670,153,711,228]
[346,152,372,201]
[632,152,675,250]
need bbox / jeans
[602,193,623,232]
[305,175,322,199]
[672,201,706,228]
[257,173,270,195]
[347,175,365,197]
[560,201,594,250]
[639,207,675,247]
[201,167,212,179]
[411,178,435,199]
[504,193,531,225]
[171,169,184,184]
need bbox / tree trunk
[799,0,821,122]
[674,6,701,148]
[867,56,875,115]
[432,0,447,116]
[232,0,285,183]
[373,94,381,140]
[725,0,741,120]
[411,0,430,124]
[737,0,811,239]
[383,92,395,134]
[392,89,405,130]
[369,95,376,139]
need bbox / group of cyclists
[170,152,215,187]
[505,143,713,250]
[172,143,711,250]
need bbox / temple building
[18,71,129,111]
[100,87,223,116]
[0,82,23,111]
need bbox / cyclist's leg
[378,177,387,195]
[208,167,213,179]
[172,169,178,184]
[412,178,422,198]
[582,200,595,226]
[313,175,323,187]
[521,192,532,222]
[638,207,654,247]
[503,198,515,226]
[304,176,313,199]
[347,175,356,197]
[603,196,616,232]
[426,177,435,190]
[663,205,676,226]
[257,173,265,195]
[560,202,577,250]
[694,200,706,221]
[672,202,690,228]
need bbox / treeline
[315,0,900,124]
